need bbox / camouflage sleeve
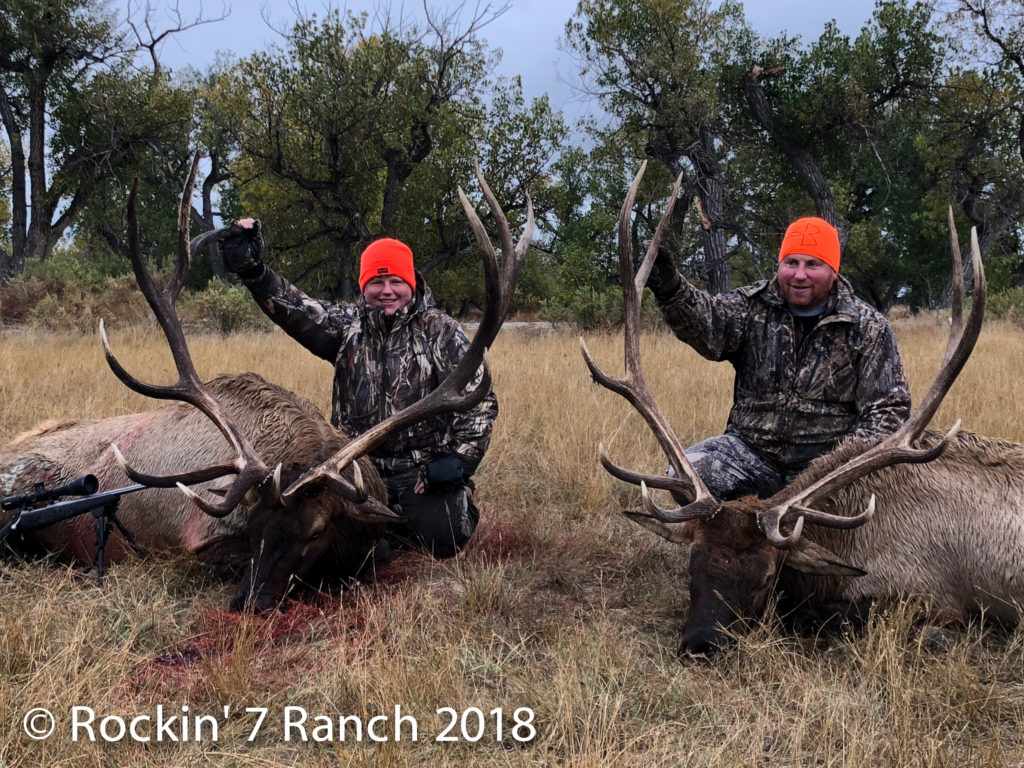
[849,321,912,442]
[241,266,355,362]
[429,315,498,479]
[654,276,751,361]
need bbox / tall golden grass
[1,317,1023,766]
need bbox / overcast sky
[151,0,881,127]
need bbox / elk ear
[623,511,696,545]
[783,539,867,577]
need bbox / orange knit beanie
[778,217,841,273]
[359,238,416,292]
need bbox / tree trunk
[686,126,729,294]
[0,86,28,281]
[744,66,848,249]
[199,153,231,282]
[333,238,358,302]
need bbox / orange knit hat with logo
[359,238,416,292]
[778,217,841,273]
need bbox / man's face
[776,253,837,308]
[363,275,413,315]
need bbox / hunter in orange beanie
[778,217,841,273]
[359,238,417,292]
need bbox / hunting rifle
[1,475,146,582]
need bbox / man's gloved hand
[220,218,264,278]
[640,240,681,298]
[420,455,464,494]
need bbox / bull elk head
[100,154,532,608]
[583,161,985,655]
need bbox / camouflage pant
[671,434,797,501]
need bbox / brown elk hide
[778,429,1024,623]
[0,372,384,576]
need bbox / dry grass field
[1,316,1024,767]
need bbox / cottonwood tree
[0,0,130,280]
[940,0,1024,293]
[565,0,757,294]
[741,1,951,308]
[0,0,226,282]
[229,5,563,301]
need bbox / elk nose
[679,629,722,660]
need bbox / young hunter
[218,221,496,558]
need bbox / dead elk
[583,163,1010,657]
[0,158,533,611]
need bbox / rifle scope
[1,474,100,511]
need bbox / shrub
[26,293,94,332]
[182,279,272,334]
[539,284,662,331]
[987,286,1024,325]
[1,263,272,335]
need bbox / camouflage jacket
[655,274,911,473]
[242,267,497,481]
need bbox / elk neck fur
[774,428,1024,623]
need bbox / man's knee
[395,486,479,558]
[681,434,788,501]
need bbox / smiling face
[363,275,414,315]
[776,253,837,309]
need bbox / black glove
[219,219,264,278]
[640,241,681,298]
[421,455,464,494]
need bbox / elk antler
[581,161,720,523]
[278,159,534,505]
[99,155,280,517]
[757,207,986,548]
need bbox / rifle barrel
[8,485,148,533]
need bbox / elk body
[586,163,1004,656]
[0,158,532,611]
[772,430,1024,622]
[671,429,1024,655]
[0,374,385,609]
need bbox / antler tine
[109,443,239,488]
[280,161,534,505]
[640,481,719,523]
[633,169,685,300]
[472,158,533,321]
[581,162,717,515]
[597,443,696,497]
[758,213,986,547]
[100,162,273,517]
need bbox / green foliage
[223,7,567,304]
[25,293,94,332]
[987,287,1024,328]
[0,264,146,332]
[229,8,492,299]
[539,283,662,331]
[0,263,270,335]
[0,0,139,278]
[67,70,200,266]
[182,280,271,334]
[4,0,1024,316]
[540,285,622,330]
